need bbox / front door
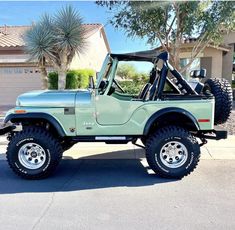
[95,95,142,125]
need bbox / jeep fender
[4,113,66,137]
[143,107,200,136]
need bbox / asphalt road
[0,158,234,230]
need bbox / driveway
[0,150,235,230]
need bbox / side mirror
[88,75,95,89]
[190,69,206,79]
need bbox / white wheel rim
[18,143,46,170]
[158,141,188,168]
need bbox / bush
[76,69,95,88]
[48,69,95,89]
[48,72,58,89]
[232,80,235,89]
[119,81,144,95]
[66,71,78,89]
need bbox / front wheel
[145,126,200,179]
[6,127,63,179]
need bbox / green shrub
[66,71,78,89]
[48,72,58,89]
[232,80,235,89]
[119,81,144,95]
[76,69,95,88]
[48,69,95,89]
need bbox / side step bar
[72,135,140,144]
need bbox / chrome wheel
[158,141,188,168]
[18,143,46,170]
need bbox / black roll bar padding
[149,73,160,100]
[156,52,197,96]
[157,51,169,61]
[170,69,198,95]
[166,77,182,94]
[155,63,168,99]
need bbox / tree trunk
[58,70,67,90]
[58,51,68,90]
[173,3,181,70]
[39,66,48,89]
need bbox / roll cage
[96,49,201,100]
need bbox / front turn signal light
[14,110,27,114]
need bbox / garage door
[0,66,42,105]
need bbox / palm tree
[25,6,86,90]
[25,16,54,89]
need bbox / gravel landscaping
[216,102,235,135]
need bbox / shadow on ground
[0,149,177,195]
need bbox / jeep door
[95,95,143,125]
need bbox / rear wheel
[204,78,233,125]
[146,126,200,179]
[6,127,63,179]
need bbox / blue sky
[0,1,153,54]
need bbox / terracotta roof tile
[0,24,103,48]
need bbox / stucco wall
[179,47,223,78]
[222,46,233,82]
[69,29,109,72]
[203,47,223,78]
[222,31,235,45]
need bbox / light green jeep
[0,50,233,180]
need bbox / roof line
[156,42,231,52]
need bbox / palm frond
[24,18,56,63]
[53,5,86,54]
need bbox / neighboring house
[0,24,110,105]
[156,31,235,82]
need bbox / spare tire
[204,78,233,125]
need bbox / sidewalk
[1,136,235,160]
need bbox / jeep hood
[16,90,89,107]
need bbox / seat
[137,68,158,100]
[148,75,160,100]
[138,83,151,99]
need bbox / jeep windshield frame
[95,49,159,95]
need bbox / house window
[180,58,201,79]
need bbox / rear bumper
[197,129,227,140]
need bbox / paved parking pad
[0,158,235,230]
[0,135,234,229]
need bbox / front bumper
[0,123,15,136]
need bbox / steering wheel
[113,79,125,93]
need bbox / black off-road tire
[204,78,233,125]
[6,127,63,180]
[146,126,200,179]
